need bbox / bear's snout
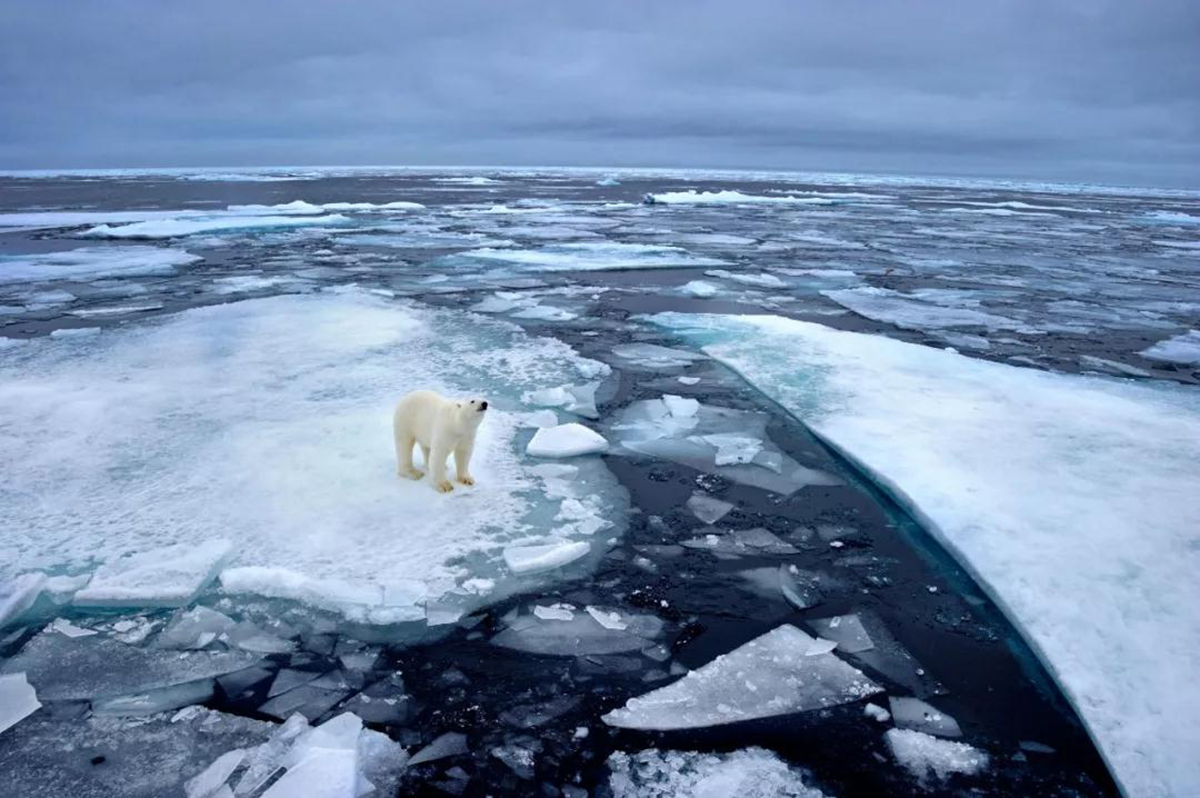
[479,400,488,411]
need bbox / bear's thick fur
[393,390,488,493]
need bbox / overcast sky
[1,1,1197,187]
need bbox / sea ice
[646,190,832,205]
[492,607,662,656]
[1140,329,1200,365]
[885,728,988,783]
[681,528,800,557]
[808,614,874,654]
[80,214,350,239]
[523,381,601,418]
[686,492,734,524]
[158,606,238,650]
[863,702,891,723]
[651,310,1200,798]
[889,696,962,738]
[0,246,201,284]
[526,423,609,457]
[602,624,881,730]
[503,542,591,574]
[73,540,233,608]
[0,673,40,734]
[680,280,719,298]
[611,343,707,370]
[821,286,1028,331]
[407,731,469,766]
[0,573,47,628]
[705,269,786,288]
[0,291,624,623]
[454,242,724,271]
[607,747,829,798]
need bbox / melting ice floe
[821,286,1030,331]
[652,311,1200,798]
[646,190,834,205]
[0,246,201,283]
[1140,329,1200,366]
[80,214,351,239]
[0,290,625,626]
[449,242,725,271]
[607,748,829,798]
[0,673,40,734]
[603,624,880,729]
[885,729,988,784]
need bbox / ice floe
[492,605,662,656]
[0,246,201,284]
[680,280,719,298]
[1140,329,1200,365]
[80,214,350,239]
[0,291,624,624]
[452,241,724,271]
[73,540,232,608]
[646,190,834,206]
[888,696,962,738]
[705,269,785,288]
[607,747,829,797]
[821,286,1028,331]
[0,673,40,734]
[885,728,988,784]
[603,624,880,729]
[503,542,591,574]
[526,423,609,457]
[652,311,1200,797]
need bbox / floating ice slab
[492,607,662,656]
[681,528,800,557]
[821,286,1028,331]
[610,398,838,495]
[0,628,259,701]
[526,423,608,457]
[0,573,46,628]
[0,291,623,623]
[651,311,1200,798]
[1140,329,1200,365]
[455,242,724,271]
[523,381,601,419]
[158,605,238,650]
[0,673,40,734]
[646,190,833,206]
[503,542,590,574]
[705,269,785,288]
[408,731,469,765]
[889,696,962,738]
[885,728,988,783]
[80,214,350,239]
[681,280,719,298]
[808,614,874,654]
[607,747,830,798]
[603,624,880,730]
[686,492,734,524]
[611,343,707,370]
[74,540,233,608]
[0,246,201,284]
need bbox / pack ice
[0,290,624,627]
[653,311,1200,798]
[607,747,830,798]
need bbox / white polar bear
[393,390,488,493]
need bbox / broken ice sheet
[609,398,838,495]
[523,381,601,418]
[889,696,962,738]
[503,541,591,574]
[0,573,47,629]
[686,492,734,524]
[610,343,707,370]
[603,624,880,730]
[807,614,874,654]
[408,731,469,766]
[72,540,233,609]
[681,527,800,557]
[0,672,41,734]
[492,607,663,656]
[0,628,259,702]
[157,605,237,650]
[526,422,609,457]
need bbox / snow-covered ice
[647,190,833,206]
[453,242,724,271]
[526,423,609,457]
[0,291,624,623]
[503,541,591,574]
[680,280,719,298]
[80,214,350,239]
[492,606,662,656]
[653,311,1200,798]
[603,624,880,730]
[73,540,232,608]
[607,747,830,798]
[1140,329,1200,365]
[611,343,707,369]
[0,246,201,283]
[821,286,1028,331]
[885,728,989,784]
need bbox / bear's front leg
[455,442,475,486]
[429,442,454,493]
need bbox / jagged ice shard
[651,311,1200,798]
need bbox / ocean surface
[1,166,1197,797]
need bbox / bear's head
[456,397,489,428]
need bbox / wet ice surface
[2,167,1193,797]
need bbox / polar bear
[393,390,488,493]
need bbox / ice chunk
[1140,329,1200,365]
[523,381,601,418]
[81,214,350,239]
[159,605,238,650]
[889,696,962,738]
[596,176,621,187]
[607,747,830,797]
[533,603,576,621]
[1,628,259,701]
[0,246,201,284]
[268,669,322,698]
[686,492,734,524]
[503,542,590,574]
[0,673,40,734]
[611,343,706,369]
[511,304,577,321]
[492,608,661,656]
[603,624,881,729]
[74,540,233,608]
[48,618,97,638]
[585,606,629,631]
[808,614,874,654]
[526,423,608,457]
[705,269,785,288]
[662,394,699,418]
[1079,355,1152,378]
[258,685,348,722]
[864,702,891,723]
[682,527,800,556]
[885,728,988,783]
[92,678,216,716]
[779,565,822,610]
[226,620,296,654]
[408,731,469,765]
[677,376,700,385]
[185,748,245,798]
[652,310,1200,797]
[490,740,538,779]
[696,433,762,465]
[500,695,581,728]
[646,190,833,205]
[821,287,1028,331]
[0,573,47,628]
[681,280,719,298]
[453,242,724,271]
